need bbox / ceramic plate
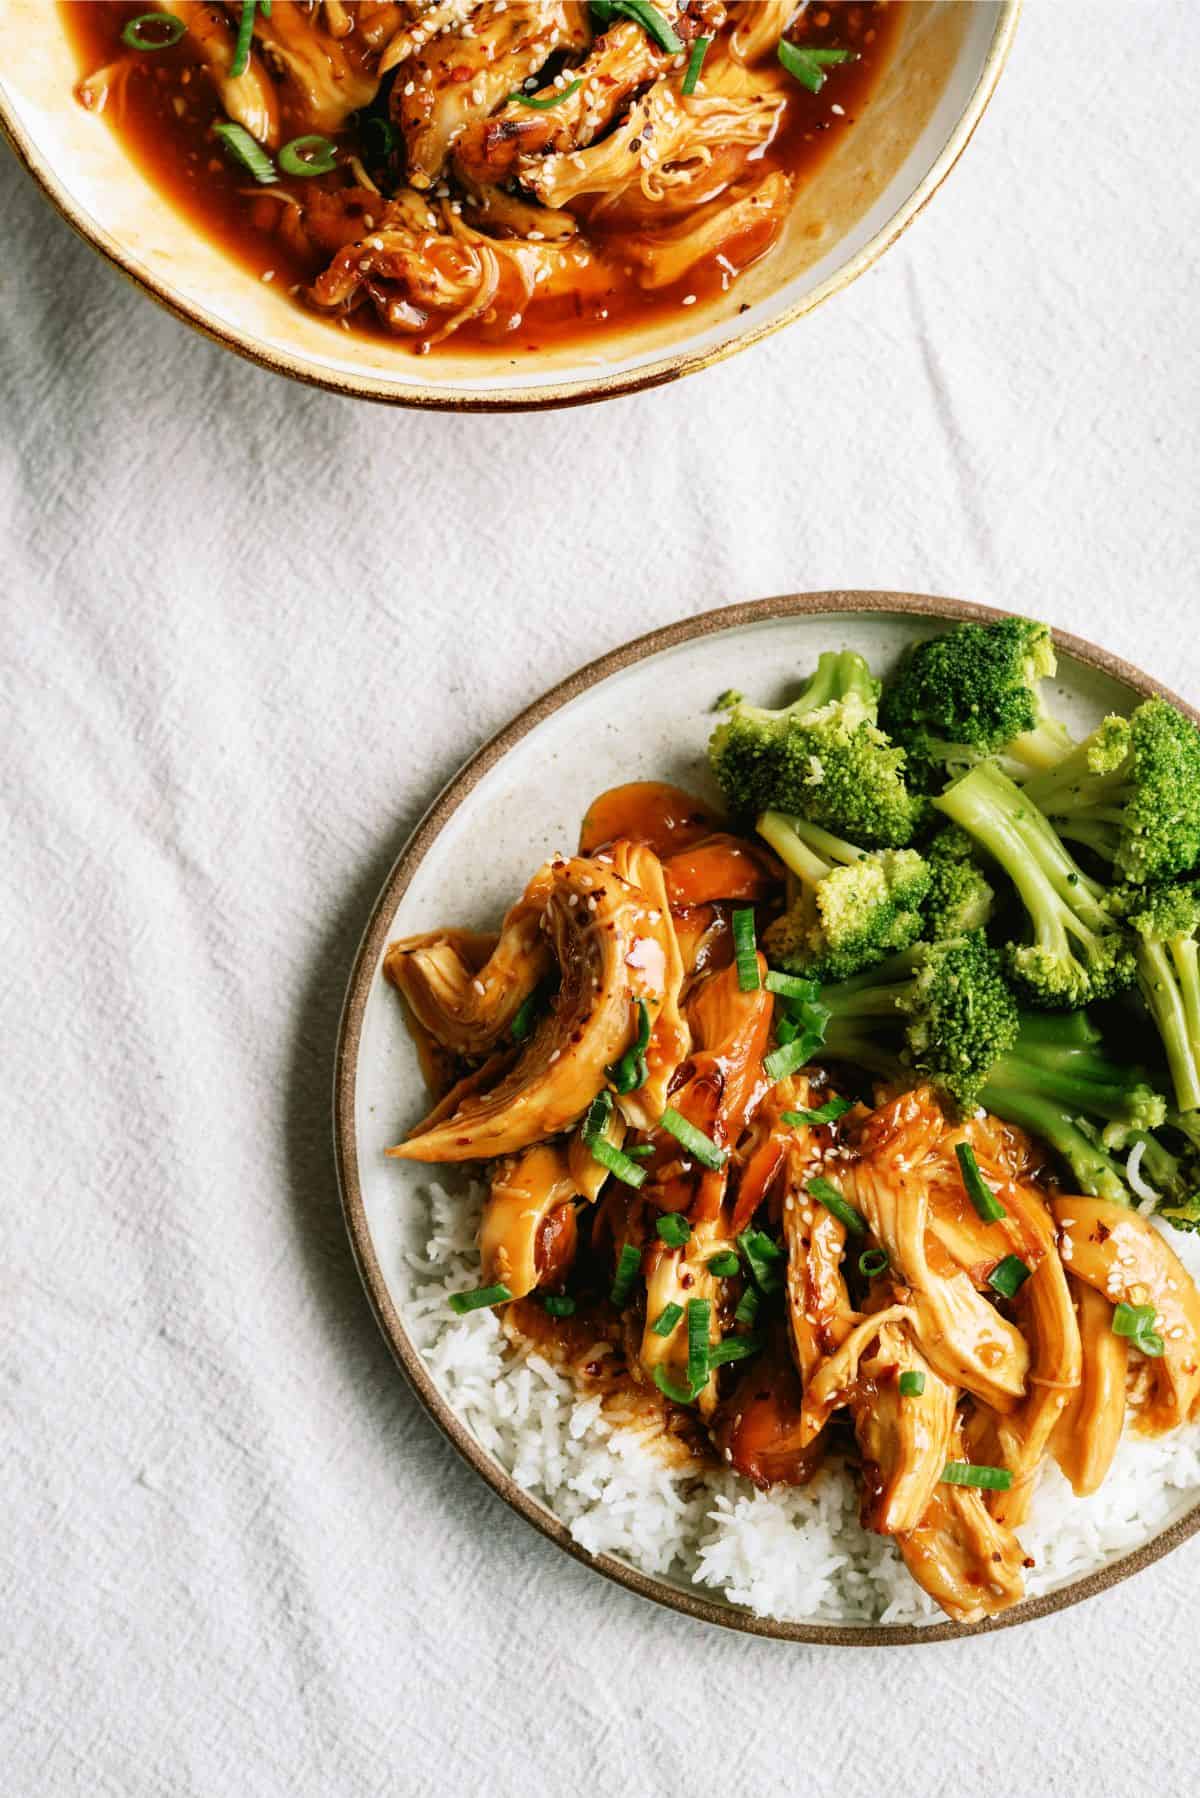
[335,591,1200,1641]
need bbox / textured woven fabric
[3,4,1199,1793]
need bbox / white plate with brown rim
[334,591,1200,1641]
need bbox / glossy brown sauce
[63,2,905,357]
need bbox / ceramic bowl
[335,590,1200,1643]
[0,3,1018,409]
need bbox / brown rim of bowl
[1,5,1020,413]
[335,589,1200,1644]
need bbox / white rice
[405,1181,1200,1626]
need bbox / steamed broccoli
[1114,881,1200,1115]
[879,617,1074,785]
[818,932,1020,1113]
[756,811,929,982]
[923,826,995,940]
[709,650,919,846]
[934,761,1136,1008]
[1022,699,1200,885]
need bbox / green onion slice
[591,0,682,55]
[660,1106,727,1170]
[610,1242,642,1308]
[987,1254,1032,1300]
[542,1294,577,1317]
[653,1365,701,1405]
[582,1089,646,1188]
[710,1334,764,1368]
[121,12,186,50]
[651,1301,683,1338]
[707,1250,741,1278]
[656,1212,691,1248]
[448,1282,512,1315]
[898,1370,926,1397]
[732,907,760,991]
[230,0,258,79]
[625,1144,655,1160]
[955,1141,1007,1223]
[764,1038,811,1083]
[362,115,395,160]
[1112,1300,1166,1357]
[777,40,854,95]
[941,1461,1014,1491]
[213,120,276,184]
[509,78,582,109]
[782,1098,854,1128]
[681,34,709,94]
[737,1228,785,1293]
[765,970,820,1000]
[607,997,652,1093]
[858,1248,889,1278]
[686,1297,711,1390]
[279,134,338,178]
[734,1286,760,1327]
[808,1177,867,1237]
[510,983,543,1043]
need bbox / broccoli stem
[816,946,923,1021]
[1008,717,1077,774]
[1135,935,1200,1113]
[819,1016,908,1085]
[936,763,1113,972]
[792,650,875,717]
[979,1066,1130,1204]
[758,812,863,884]
[1014,1010,1102,1048]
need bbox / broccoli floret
[819,932,1020,1113]
[1022,699,1200,885]
[923,826,995,940]
[879,617,1074,785]
[757,811,929,982]
[1114,881,1200,1115]
[709,650,919,846]
[934,762,1136,1008]
[980,1014,1169,1205]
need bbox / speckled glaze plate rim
[334,591,1200,1644]
[0,5,1020,412]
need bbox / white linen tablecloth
[4,4,1200,1793]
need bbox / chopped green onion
[584,1090,614,1137]
[955,1141,1007,1223]
[656,1212,691,1248]
[708,1250,741,1278]
[774,1012,800,1047]
[230,0,258,79]
[898,1370,926,1397]
[121,12,186,50]
[782,1098,854,1128]
[808,1177,867,1237]
[625,1144,655,1159]
[653,1365,701,1405]
[681,34,710,94]
[660,1106,727,1170]
[510,985,543,1043]
[590,0,682,55]
[651,1301,683,1338]
[542,1294,577,1317]
[988,1254,1032,1300]
[732,907,760,991]
[448,1282,512,1315]
[777,40,854,95]
[607,997,651,1093]
[764,1038,812,1082]
[509,78,583,109]
[588,1135,648,1190]
[213,121,276,184]
[941,1461,1013,1491]
[1112,1301,1165,1357]
[737,1228,785,1293]
[279,134,338,178]
[709,1334,764,1368]
[858,1248,889,1279]
[765,970,820,1000]
[362,116,395,160]
[687,1298,711,1390]
[734,1286,760,1327]
[610,1242,642,1308]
